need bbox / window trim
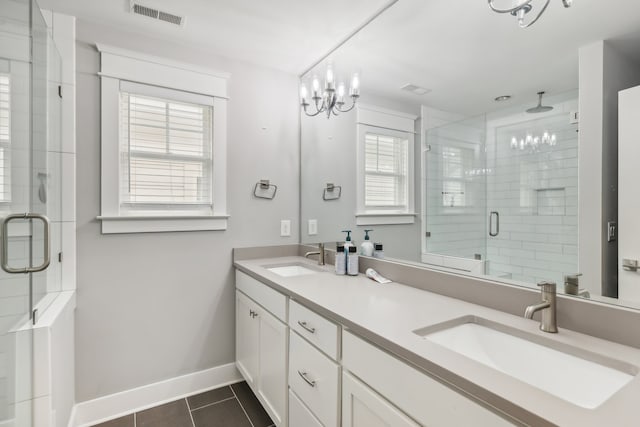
[97,44,229,234]
[356,105,417,226]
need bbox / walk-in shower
[0,0,65,424]
[423,92,579,288]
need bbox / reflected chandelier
[488,0,573,28]
[300,62,360,119]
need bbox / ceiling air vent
[401,84,431,96]
[130,2,184,26]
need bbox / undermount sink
[414,316,637,409]
[264,262,321,278]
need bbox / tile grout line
[230,385,256,427]
[184,398,197,427]
[189,395,237,412]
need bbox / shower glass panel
[0,0,63,424]
[424,97,579,286]
[424,115,487,261]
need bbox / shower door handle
[489,211,500,237]
[1,213,51,274]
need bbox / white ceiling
[37,0,392,74]
[305,0,640,115]
[38,0,640,116]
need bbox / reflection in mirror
[300,0,640,310]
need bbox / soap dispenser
[342,230,354,249]
[360,229,374,257]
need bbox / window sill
[96,215,229,234]
[355,212,416,226]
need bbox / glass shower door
[485,110,579,285]
[0,0,63,424]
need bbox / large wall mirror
[300,0,640,309]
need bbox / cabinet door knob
[297,321,316,334]
[297,370,316,387]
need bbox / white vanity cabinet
[235,271,288,427]
[235,266,520,427]
[342,372,420,427]
[342,331,516,427]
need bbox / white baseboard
[68,363,242,427]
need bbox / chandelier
[510,132,557,152]
[488,0,572,28]
[300,62,360,118]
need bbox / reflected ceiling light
[488,0,572,28]
[495,95,512,102]
[510,131,557,152]
[299,61,360,119]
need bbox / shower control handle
[489,211,500,237]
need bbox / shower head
[526,91,554,114]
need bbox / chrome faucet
[304,243,325,266]
[524,281,558,333]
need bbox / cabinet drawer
[289,389,323,427]
[342,331,516,427]
[289,300,340,360]
[236,270,287,322]
[289,331,340,427]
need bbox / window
[120,91,213,207]
[441,146,467,208]
[356,105,416,226]
[97,44,229,234]
[364,133,408,208]
[0,74,10,203]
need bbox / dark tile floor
[92,381,274,427]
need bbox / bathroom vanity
[234,251,640,427]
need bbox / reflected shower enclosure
[423,94,579,287]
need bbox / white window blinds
[119,90,213,207]
[0,74,10,202]
[364,132,408,208]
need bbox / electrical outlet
[308,219,318,236]
[280,220,291,237]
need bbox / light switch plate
[308,219,318,236]
[280,220,291,237]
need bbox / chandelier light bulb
[337,82,346,103]
[351,73,360,90]
[311,76,320,97]
[300,84,308,104]
[511,137,518,149]
[325,62,335,91]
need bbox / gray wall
[75,20,300,401]
[601,41,640,297]
[578,41,640,298]
[300,96,421,262]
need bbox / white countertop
[234,256,640,427]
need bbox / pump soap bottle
[335,243,346,275]
[360,229,374,256]
[342,230,354,249]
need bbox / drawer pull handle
[249,310,258,318]
[297,370,316,387]
[297,321,316,334]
